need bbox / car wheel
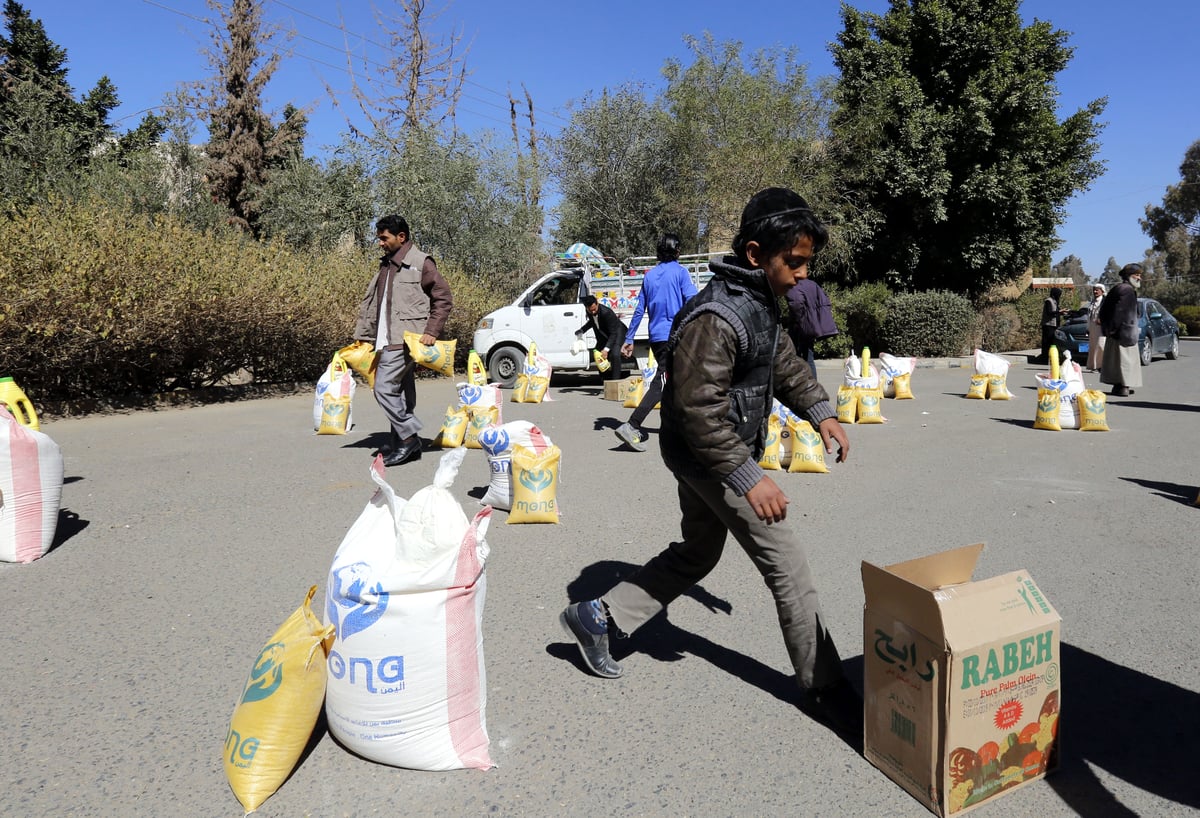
[1165,334,1179,360]
[487,345,524,388]
[1139,338,1152,366]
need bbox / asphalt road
[4,345,1198,818]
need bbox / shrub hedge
[880,290,976,357]
[0,199,506,402]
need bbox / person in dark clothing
[1099,264,1144,396]
[785,270,838,378]
[1036,287,1066,365]
[575,294,628,381]
[615,233,698,451]
[558,188,860,738]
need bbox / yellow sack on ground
[439,404,468,447]
[337,341,378,389]
[966,373,988,399]
[856,389,885,424]
[523,375,549,403]
[758,414,783,470]
[1079,389,1110,431]
[836,385,858,423]
[403,331,456,377]
[225,586,335,814]
[787,418,829,474]
[508,443,561,523]
[510,374,529,402]
[1034,387,1062,431]
[317,393,352,435]
[987,373,1012,400]
[623,376,645,409]
[892,372,914,399]
[464,405,499,449]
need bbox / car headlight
[477,317,493,330]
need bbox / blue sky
[32,0,1200,278]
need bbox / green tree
[1098,256,1121,289]
[0,0,118,204]
[199,0,306,234]
[1052,253,1086,292]
[829,0,1106,297]
[1141,139,1200,279]
[551,85,678,259]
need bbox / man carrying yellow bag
[352,214,454,467]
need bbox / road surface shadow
[48,509,89,555]
[1119,476,1200,505]
[1043,643,1199,815]
[554,560,862,751]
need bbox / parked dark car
[1055,297,1181,365]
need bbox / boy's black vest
[663,260,779,458]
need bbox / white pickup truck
[473,251,720,387]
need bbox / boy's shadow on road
[550,560,863,752]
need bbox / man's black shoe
[382,436,422,467]
[378,431,401,454]
[799,678,863,739]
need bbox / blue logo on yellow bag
[241,642,286,703]
[328,562,389,640]
[519,468,553,493]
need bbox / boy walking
[560,189,860,734]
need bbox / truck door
[519,272,588,368]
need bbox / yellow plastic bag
[317,393,352,435]
[403,331,456,377]
[337,341,378,389]
[1078,389,1110,431]
[892,372,914,399]
[508,444,561,524]
[438,404,468,448]
[987,373,1012,400]
[510,374,528,402]
[224,586,335,814]
[758,414,783,470]
[856,389,885,424]
[623,376,645,409]
[836,385,858,423]
[524,375,549,403]
[966,373,988,399]
[787,418,829,474]
[1034,387,1062,431]
[464,405,499,449]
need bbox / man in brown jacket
[354,214,453,466]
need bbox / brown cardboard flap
[885,542,983,588]
[862,560,948,644]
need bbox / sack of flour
[758,413,783,471]
[457,383,503,425]
[1078,390,1110,431]
[0,406,64,563]
[438,405,468,448]
[508,444,561,524]
[1034,387,1062,431]
[314,352,355,434]
[786,418,829,474]
[403,331,456,378]
[324,450,493,771]
[877,353,916,398]
[479,422,553,511]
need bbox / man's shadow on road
[550,560,863,752]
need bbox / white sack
[0,406,63,563]
[479,421,553,511]
[324,449,493,770]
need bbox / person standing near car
[1098,264,1143,397]
[1086,283,1106,371]
[354,214,453,466]
[614,233,698,451]
[785,268,839,378]
[1037,287,1066,365]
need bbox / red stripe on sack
[9,422,43,563]
[444,511,492,769]
[528,425,548,453]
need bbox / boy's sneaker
[614,422,647,452]
[560,601,623,678]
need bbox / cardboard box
[603,377,637,402]
[862,544,1061,816]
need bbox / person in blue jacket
[614,233,698,451]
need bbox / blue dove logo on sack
[799,427,822,447]
[1038,393,1059,413]
[524,361,540,376]
[421,346,441,364]
[459,385,483,404]
[327,562,389,640]
[518,468,554,493]
[240,642,286,703]
[479,427,511,455]
[764,430,778,448]
[444,414,465,428]
[322,398,347,417]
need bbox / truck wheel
[487,345,524,388]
